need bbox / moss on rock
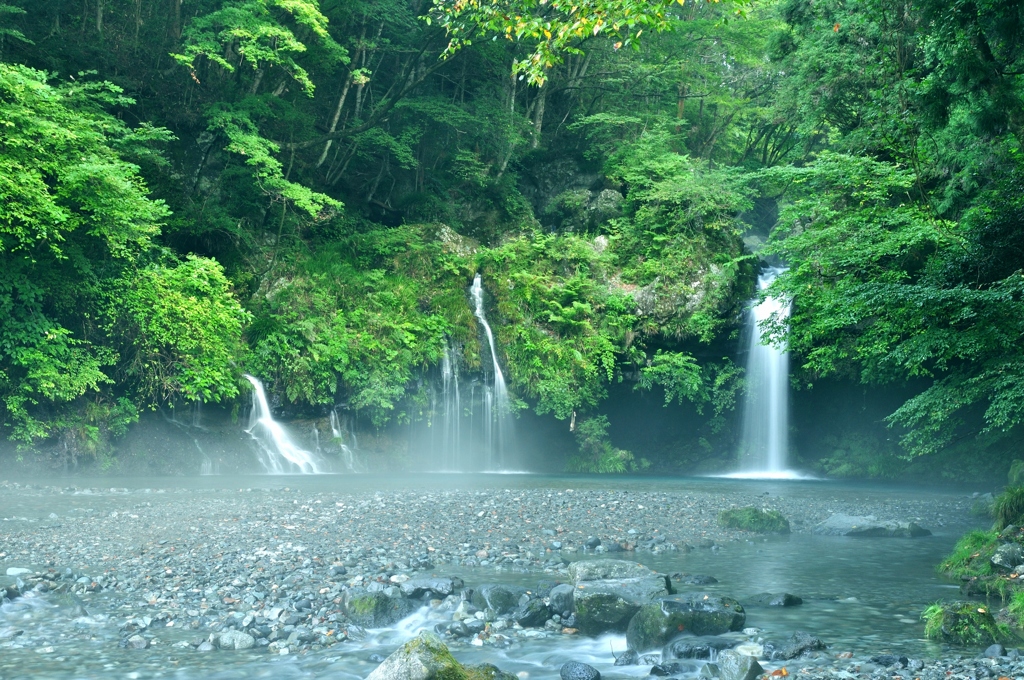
[922,602,1012,646]
[718,507,790,534]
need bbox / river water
[0,474,982,679]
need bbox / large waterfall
[734,268,798,478]
[244,375,324,474]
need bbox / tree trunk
[531,84,547,149]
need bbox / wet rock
[678,574,718,585]
[5,567,31,577]
[716,650,763,680]
[560,661,601,680]
[813,514,931,538]
[196,641,216,652]
[344,588,418,627]
[662,635,740,660]
[627,594,746,651]
[471,584,528,616]
[871,654,909,667]
[366,631,511,680]
[718,508,790,534]
[569,559,653,583]
[585,537,602,549]
[549,583,575,614]
[512,598,550,628]
[747,592,802,607]
[125,635,149,650]
[574,576,669,636]
[400,577,463,599]
[217,630,256,650]
[649,663,685,676]
[614,649,639,666]
[923,602,1004,645]
[762,632,827,660]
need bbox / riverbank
[0,476,987,679]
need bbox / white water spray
[733,268,799,479]
[244,375,323,474]
[470,274,512,470]
[329,408,357,472]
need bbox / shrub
[718,507,790,534]
[994,487,1024,530]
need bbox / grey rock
[992,544,1024,570]
[196,641,216,652]
[573,576,669,636]
[813,514,931,538]
[985,644,1007,658]
[549,583,575,614]
[471,584,528,616]
[125,634,149,650]
[560,661,601,680]
[5,567,31,577]
[717,650,763,680]
[762,632,826,660]
[614,649,639,666]
[569,559,654,583]
[218,630,256,650]
[663,635,740,660]
[512,598,550,628]
[627,594,746,651]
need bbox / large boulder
[662,635,740,660]
[344,588,417,627]
[366,631,516,680]
[813,514,931,538]
[626,594,746,651]
[573,576,670,635]
[471,584,528,616]
[923,602,1007,646]
[569,560,654,583]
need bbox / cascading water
[733,267,799,479]
[244,375,323,474]
[329,408,357,472]
[470,273,513,470]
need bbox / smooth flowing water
[244,375,324,474]
[734,268,795,478]
[470,274,513,471]
[0,475,978,680]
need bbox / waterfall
[735,268,796,478]
[244,375,323,474]
[433,342,463,470]
[329,408,357,472]
[470,274,513,470]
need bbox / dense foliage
[1,0,1022,471]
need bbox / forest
[0,0,1022,477]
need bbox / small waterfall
[470,274,513,470]
[244,375,323,474]
[735,268,795,478]
[330,408,357,472]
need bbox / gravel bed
[0,478,984,678]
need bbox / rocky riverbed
[0,476,993,679]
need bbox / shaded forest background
[1,0,1022,478]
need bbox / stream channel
[0,474,983,680]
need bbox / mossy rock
[718,507,790,534]
[626,594,746,652]
[995,487,1024,530]
[365,631,516,680]
[922,602,1013,646]
[344,588,417,627]
[939,530,1000,580]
